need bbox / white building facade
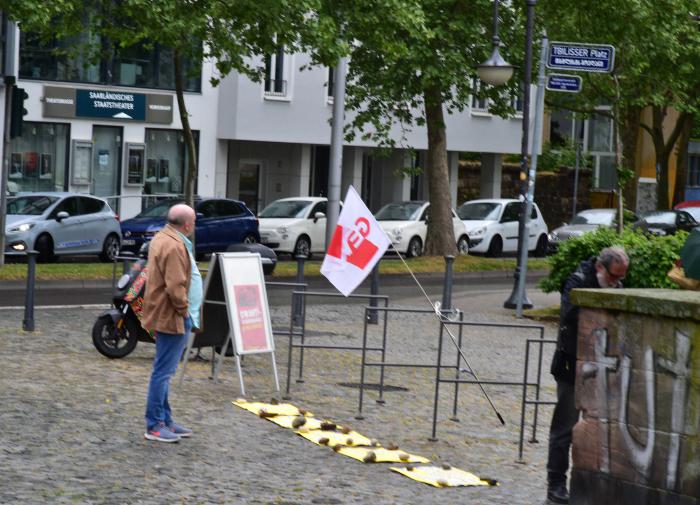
[6,27,526,219]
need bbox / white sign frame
[219,252,275,355]
[179,252,279,395]
[219,252,278,395]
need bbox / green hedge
[540,227,688,293]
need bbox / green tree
[539,0,700,209]
[306,0,525,255]
[1,0,314,207]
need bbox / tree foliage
[539,0,700,209]
[0,0,316,206]
[540,226,687,293]
[304,0,527,255]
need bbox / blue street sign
[547,42,615,73]
[546,74,583,93]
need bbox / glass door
[92,125,122,212]
[239,162,261,214]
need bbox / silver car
[5,192,122,262]
[548,208,631,249]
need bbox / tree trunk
[673,114,693,206]
[648,106,690,210]
[423,86,456,256]
[174,48,198,208]
[620,105,641,210]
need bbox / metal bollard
[441,255,455,315]
[292,255,306,326]
[23,250,38,332]
[367,262,380,324]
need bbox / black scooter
[92,247,154,358]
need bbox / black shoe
[547,483,569,504]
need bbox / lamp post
[477,0,514,86]
[503,0,536,310]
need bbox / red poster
[233,284,268,351]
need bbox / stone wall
[457,161,592,230]
[569,289,700,505]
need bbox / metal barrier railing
[355,306,466,421]
[432,320,547,444]
[518,337,558,462]
[282,290,391,399]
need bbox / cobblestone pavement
[0,285,560,504]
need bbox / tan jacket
[141,224,192,334]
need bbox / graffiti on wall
[579,327,693,492]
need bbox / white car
[375,201,468,257]
[456,198,549,257]
[258,197,333,258]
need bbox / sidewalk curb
[0,269,550,291]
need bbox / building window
[264,46,287,97]
[587,112,613,152]
[19,32,202,92]
[143,129,199,202]
[471,79,488,112]
[688,154,700,187]
[7,122,70,194]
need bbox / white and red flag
[321,186,390,296]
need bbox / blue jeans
[145,317,191,430]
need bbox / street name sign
[546,74,583,93]
[547,42,615,73]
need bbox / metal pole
[292,255,306,326]
[504,0,536,310]
[325,57,347,248]
[572,140,580,218]
[516,35,548,318]
[368,261,379,324]
[441,255,455,314]
[22,250,38,331]
[0,19,16,268]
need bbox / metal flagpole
[391,244,505,425]
[516,35,548,318]
[326,57,348,248]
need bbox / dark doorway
[311,145,330,196]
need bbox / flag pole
[390,243,505,426]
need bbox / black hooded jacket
[551,257,601,383]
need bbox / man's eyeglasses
[604,264,626,281]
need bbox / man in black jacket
[546,246,629,504]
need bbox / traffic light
[9,86,28,139]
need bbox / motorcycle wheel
[92,315,138,359]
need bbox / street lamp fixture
[477,0,514,86]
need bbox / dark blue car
[120,198,259,257]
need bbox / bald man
[141,203,202,442]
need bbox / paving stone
[0,297,559,504]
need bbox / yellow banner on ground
[337,446,430,464]
[390,465,497,487]
[264,415,324,430]
[232,399,312,417]
[297,429,374,447]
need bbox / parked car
[548,208,637,249]
[120,198,259,258]
[674,201,700,222]
[456,198,549,257]
[4,192,122,262]
[633,210,699,236]
[258,197,331,258]
[375,201,468,257]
